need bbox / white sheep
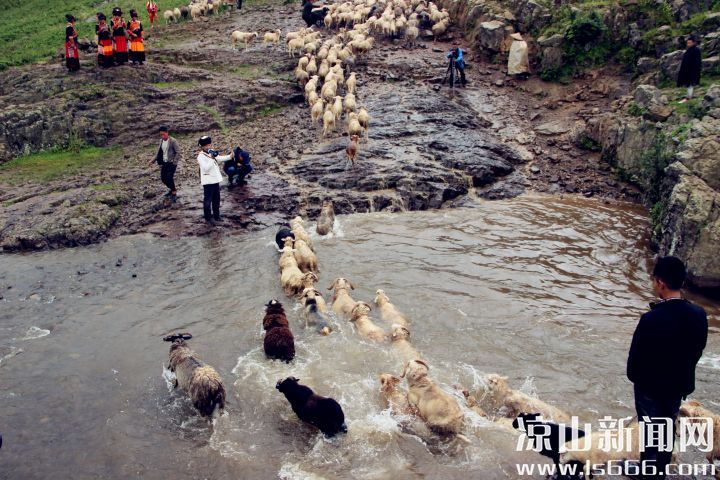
[163,10,177,24]
[231,31,258,50]
[306,56,318,76]
[311,99,325,124]
[288,37,305,57]
[358,107,370,138]
[344,93,357,113]
[347,111,363,138]
[322,109,336,137]
[331,95,343,120]
[263,29,282,46]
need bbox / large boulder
[674,116,720,190]
[511,0,551,31]
[478,20,507,52]
[659,50,684,81]
[634,84,668,108]
[538,34,564,72]
[701,84,720,109]
[704,31,720,57]
[670,0,711,21]
[702,55,720,74]
[656,162,720,289]
[637,57,659,74]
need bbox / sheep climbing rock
[316,200,335,235]
[164,333,226,417]
[276,377,348,437]
[262,300,296,362]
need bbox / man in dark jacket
[150,125,181,202]
[677,35,702,104]
[302,0,327,27]
[223,147,253,189]
[627,256,707,479]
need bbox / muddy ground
[0,1,640,250]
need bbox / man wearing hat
[677,34,702,104]
[196,136,233,223]
[508,33,530,78]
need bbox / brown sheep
[263,300,295,362]
[316,200,335,236]
[164,333,226,417]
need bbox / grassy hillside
[0,0,192,69]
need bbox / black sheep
[512,412,585,475]
[275,227,295,250]
[263,300,295,362]
[276,377,347,437]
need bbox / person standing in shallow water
[96,13,114,68]
[627,256,707,479]
[677,34,702,104]
[111,7,129,65]
[64,15,80,73]
[127,9,145,65]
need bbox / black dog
[275,227,295,250]
[513,412,585,476]
[276,377,347,437]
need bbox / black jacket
[677,45,702,87]
[627,298,707,399]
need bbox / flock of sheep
[163,0,230,24]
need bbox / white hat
[510,33,523,41]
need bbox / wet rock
[634,85,667,108]
[537,35,564,73]
[701,84,720,110]
[636,57,659,74]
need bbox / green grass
[199,105,228,134]
[0,146,121,184]
[257,102,284,117]
[91,183,118,191]
[153,81,198,89]
[0,0,192,69]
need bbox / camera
[208,148,220,157]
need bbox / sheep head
[350,302,372,320]
[328,277,355,291]
[374,289,389,305]
[283,236,295,248]
[380,373,400,392]
[391,324,410,341]
[401,359,429,383]
[276,376,300,392]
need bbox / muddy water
[1,195,718,480]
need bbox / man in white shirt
[196,135,233,223]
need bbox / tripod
[442,56,463,88]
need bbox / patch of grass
[0,146,122,185]
[257,102,284,117]
[152,81,198,89]
[670,122,692,143]
[673,96,707,118]
[628,102,648,117]
[199,105,228,134]
[0,0,193,69]
[91,183,118,191]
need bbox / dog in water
[163,333,226,417]
[276,376,347,437]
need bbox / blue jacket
[447,48,465,68]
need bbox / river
[1,194,718,479]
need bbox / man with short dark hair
[150,126,181,202]
[627,256,707,479]
[677,35,701,104]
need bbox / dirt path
[0,1,640,250]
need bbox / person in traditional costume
[65,15,80,73]
[96,13,114,68]
[128,10,145,65]
[111,7,129,65]
[146,1,158,29]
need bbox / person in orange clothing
[127,9,145,65]
[146,1,158,28]
[95,13,114,68]
[64,14,80,73]
[111,7,129,65]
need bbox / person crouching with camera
[197,135,233,224]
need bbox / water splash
[22,326,51,340]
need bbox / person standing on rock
[111,7,129,65]
[96,13,114,68]
[197,136,233,223]
[127,10,145,66]
[507,33,530,79]
[146,1,158,29]
[627,256,707,479]
[677,34,701,104]
[151,126,181,202]
[65,15,80,73]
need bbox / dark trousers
[225,164,251,185]
[160,163,176,192]
[203,183,221,220]
[634,385,681,479]
[458,66,466,85]
[237,0,242,8]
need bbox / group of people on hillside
[64,6,148,72]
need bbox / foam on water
[0,346,23,366]
[278,462,328,480]
[22,326,51,340]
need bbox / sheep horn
[179,332,193,340]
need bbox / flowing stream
[1,194,718,479]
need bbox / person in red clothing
[96,13,114,68]
[64,14,80,73]
[146,1,158,28]
[127,10,145,65]
[111,7,129,65]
